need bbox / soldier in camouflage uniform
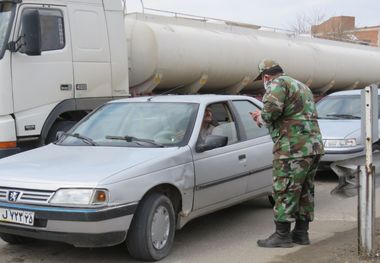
[251,59,324,248]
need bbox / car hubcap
[151,205,170,250]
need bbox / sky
[125,0,380,30]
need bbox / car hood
[0,144,187,190]
[318,119,360,138]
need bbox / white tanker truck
[1,0,380,157]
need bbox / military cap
[255,59,281,80]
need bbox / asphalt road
[0,172,377,263]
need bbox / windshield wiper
[64,133,98,146]
[105,135,164,147]
[326,114,361,119]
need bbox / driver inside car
[198,106,218,144]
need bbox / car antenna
[147,84,186,101]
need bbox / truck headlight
[49,189,108,206]
[323,139,357,148]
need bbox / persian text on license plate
[0,208,34,226]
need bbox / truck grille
[0,188,55,205]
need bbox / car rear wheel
[126,192,176,261]
[0,233,34,244]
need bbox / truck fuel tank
[125,13,380,94]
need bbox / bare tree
[289,10,369,45]
[288,14,310,34]
[288,9,326,35]
[308,9,326,29]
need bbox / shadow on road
[315,170,339,182]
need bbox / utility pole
[359,84,378,257]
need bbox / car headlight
[49,189,108,206]
[323,139,357,148]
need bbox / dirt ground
[272,219,380,263]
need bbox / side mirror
[196,135,228,153]
[21,10,41,56]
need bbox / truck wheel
[0,233,33,244]
[127,192,176,261]
[46,121,76,144]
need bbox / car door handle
[238,154,246,160]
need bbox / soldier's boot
[257,221,293,248]
[291,220,310,245]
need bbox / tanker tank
[125,13,380,95]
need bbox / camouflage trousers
[272,155,321,223]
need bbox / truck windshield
[0,3,15,60]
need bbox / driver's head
[203,107,213,124]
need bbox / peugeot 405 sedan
[0,95,273,261]
[316,90,380,171]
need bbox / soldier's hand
[250,110,263,127]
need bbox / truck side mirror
[21,10,42,56]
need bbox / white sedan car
[0,95,273,261]
[317,90,380,171]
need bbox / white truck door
[11,5,74,136]
[68,4,112,98]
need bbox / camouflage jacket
[261,75,324,159]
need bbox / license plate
[0,208,35,226]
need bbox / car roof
[109,94,258,104]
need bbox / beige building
[311,16,380,47]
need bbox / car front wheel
[126,192,176,261]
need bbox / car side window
[232,100,269,139]
[199,103,238,145]
[19,8,65,52]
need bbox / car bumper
[0,202,137,247]
[319,148,364,170]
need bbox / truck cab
[0,0,129,158]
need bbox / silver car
[316,90,380,171]
[0,95,273,261]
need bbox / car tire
[46,120,76,144]
[0,233,33,244]
[126,192,176,261]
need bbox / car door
[231,100,273,193]
[11,5,74,136]
[192,102,248,210]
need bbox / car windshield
[58,102,198,147]
[317,95,380,120]
[0,3,15,60]
[317,95,363,119]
